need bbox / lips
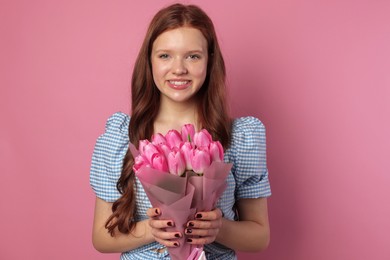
[167,80,192,89]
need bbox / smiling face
[151,27,208,106]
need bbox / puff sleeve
[229,117,271,199]
[89,112,130,202]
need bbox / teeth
[169,80,189,86]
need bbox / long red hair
[106,3,232,236]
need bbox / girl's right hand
[146,208,182,248]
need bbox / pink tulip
[191,147,211,174]
[194,129,212,148]
[151,133,167,145]
[138,139,150,155]
[209,141,224,162]
[134,126,225,176]
[150,153,168,172]
[167,148,186,176]
[157,143,172,159]
[181,124,195,142]
[180,142,194,170]
[165,129,183,149]
[142,143,160,163]
[133,155,150,174]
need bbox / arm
[92,197,154,253]
[216,197,270,251]
[185,197,270,252]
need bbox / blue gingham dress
[90,112,271,260]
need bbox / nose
[172,58,188,75]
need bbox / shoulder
[226,116,267,166]
[103,112,130,135]
[90,112,130,202]
[226,116,267,162]
[231,116,266,143]
[94,111,130,160]
[94,112,130,152]
[226,116,271,198]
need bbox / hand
[146,208,182,248]
[184,208,223,245]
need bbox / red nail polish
[187,238,192,243]
[188,222,194,227]
[196,213,202,219]
[186,229,192,234]
[155,209,159,215]
[167,221,173,227]
[175,233,180,238]
[174,242,179,247]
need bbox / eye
[188,54,201,60]
[159,54,169,59]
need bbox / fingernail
[188,222,194,227]
[167,221,173,227]
[187,238,193,243]
[155,209,159,215]
[186,229,192,234]
[196,213,202,219]
[174,242,179,247]
[175,233,181,238]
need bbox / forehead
[152,27,208,52]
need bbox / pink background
[1,0,389,259]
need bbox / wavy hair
[106,3,232,236]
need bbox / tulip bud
[138,139,150,155]
[181,124,195,142]
[194,129,212,148]
[167,148,186,176]
[133,155,150,174]
[143,143,160,164]
[209,141,224,162]
[157,143,172,159]
[180,142,194,170]
[151,133,167,145]
[191,147,211,174]
[150,153,168,172]
[165,129,183,149]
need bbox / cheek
[192,63,208,81]
[151,61,167,82]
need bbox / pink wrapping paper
[187,247,206,260]
[136,161,232,260]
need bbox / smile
[167,80,192,90]
[169,80,190,86]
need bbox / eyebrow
[153,49,206,53]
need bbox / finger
[146,208,161,218]
[154,237,181,248]
[194,208,223,220]
[186,219,221,229]
[185,227,218,237]
[152,228,182,241]
[186,236,215,245]
[149,219,175,229]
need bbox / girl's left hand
[184,208,223,245]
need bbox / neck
[154,98,200,134]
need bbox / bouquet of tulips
[130,124,232,260]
